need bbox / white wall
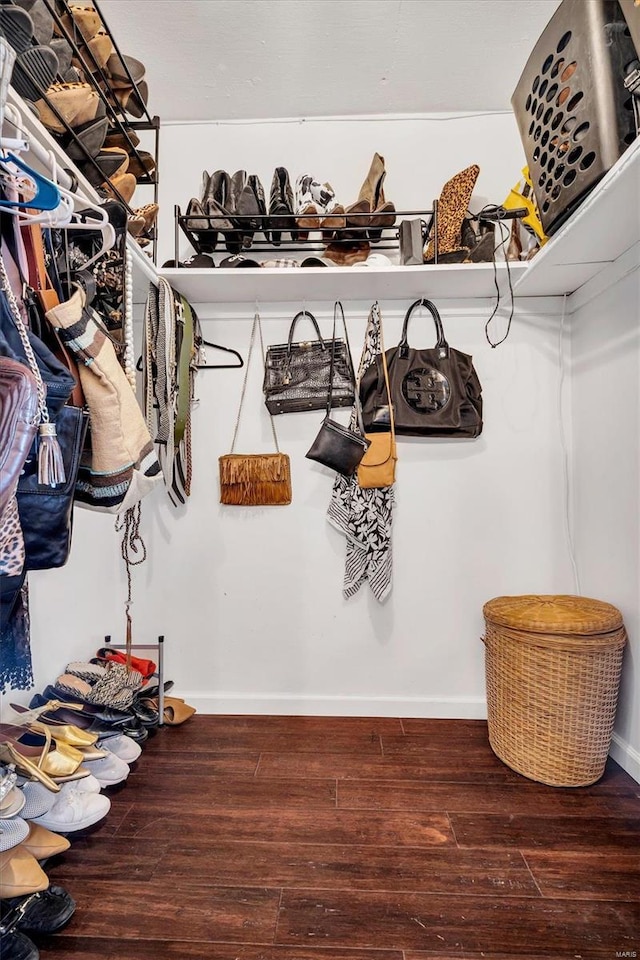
[570,269,640,782]
[8,114,580,732]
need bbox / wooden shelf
[158,261,528,305]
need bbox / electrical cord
[558,293,581,594]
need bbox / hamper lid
[483,595,623,635]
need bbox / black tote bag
[359,298,483,438]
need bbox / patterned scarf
[327,303,394,601]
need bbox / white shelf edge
[158,260,529,306]
[512,137,640,299]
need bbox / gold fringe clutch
[219,453,292,506]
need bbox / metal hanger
[195,337,244,369]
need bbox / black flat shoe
[0,930,39,960]
[0,886,76,935]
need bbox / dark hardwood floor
[40,716,640,959]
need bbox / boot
[356,152,396,241]
[269,167,295,246]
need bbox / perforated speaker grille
[512,0,638,235]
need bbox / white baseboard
[178,693,488,719]
[610,732,640,784]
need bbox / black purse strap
[287,310,325,354]
[398,298,449,359]
[327,301,364,434]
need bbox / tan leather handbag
[357,310,397,489]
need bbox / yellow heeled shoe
[29,719,98,748]
[0,741,60,793]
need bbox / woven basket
[483,595,626,787]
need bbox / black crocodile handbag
[263,309,355,414]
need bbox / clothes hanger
[0,152,62,211]
[195,337,244,369]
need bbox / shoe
[126,149,156,182]
[0,928,40,960]
[49,38,73,77]
[0,6,34,54]
[15,783,57,822]
[0,885,76,935]
[128,202,158,239]
[0,817,29,853]
[0,743,59,794]
[294,174,320,241]
[34,82,105,135]
[78,752,129,787]
[78,146,130,187]
[20,823,70,861]
[343,198,371,239]
[29,789,110,833]
[100,172,136,205]
[0,786,26,819]
[61,116,109,163]
[248,174,268,241]
[506,218,523,262]
[98,733,141,764]
[59,5,103,42]
[424,164,480,262]
[356,152,396,241]
[58,774,101,796]
[106,52,145,86]
[113,79,148,119]
[460,217,494,263]
[103,128,140,150]
[11,45,59,103]
[0,847,49,898]
[320,201,346,241]
[268,167,295,245]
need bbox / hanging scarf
[327,303,394,602]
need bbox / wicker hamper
[483,595,626,787]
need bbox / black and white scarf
[327,303,394,601]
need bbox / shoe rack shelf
[6,86,157,303]
[159,260,528,305]
[160,136,640,308]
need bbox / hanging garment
[45,284,162,512]
[143,279,198,505]
[327,303,395,602]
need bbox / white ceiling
[99,0,562,122]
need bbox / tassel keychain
[0,253,66,486]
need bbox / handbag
[263,309,355,414]
[219,311,292,506]
[306,302,370,476]
[399,219,426,266]
[360,298,483,438]
[357,307,397,488]
[0,258,87,571]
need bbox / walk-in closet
[0,1,639,957]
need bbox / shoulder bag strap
[326,301,365,435]
[230,311,280,454]
[375,303,395,441]
[398,298,449,359]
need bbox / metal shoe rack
[19,0,160,263]
[173,203,441,265]
[103,634,166,727]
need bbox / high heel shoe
[424,164,480,262]
[8,702,98,747]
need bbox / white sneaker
[81,753,130,787]
[59,775,101,796]
[18,781,58,820]
[0,816,29,852]
[99,734,142,765]
[29,791,111,833]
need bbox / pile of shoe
[0,652,195,955]
[182,154,397,262]
[0,2,157,242]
